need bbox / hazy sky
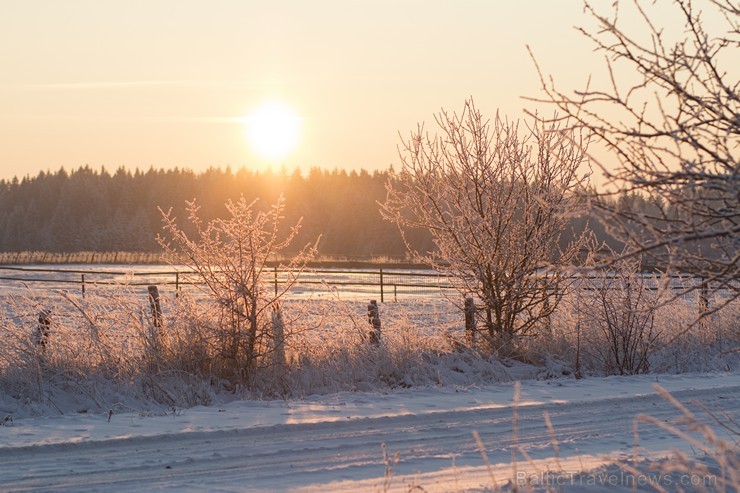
[0,1,664,181]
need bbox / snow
[1,266,737,490]
[1,372,737,492]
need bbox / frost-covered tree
[158,195,318,383]
[381,100,590,353]
[530,0,739,312]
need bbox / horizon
[0,161,394,183]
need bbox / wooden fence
[0,265,735,306]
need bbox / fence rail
[0,265,457,301]
[0,265,736,303]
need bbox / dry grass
[0,282,736,417]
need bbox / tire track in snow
[0,385,737,492]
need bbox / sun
[243,101,301,162]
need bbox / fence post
[148,285,162,328]
[379,269,384,303]
[367,300,381,344]
[698,277,709,316]
[81,273,86,297]
[464,297,476,347]
[271,304,287,370]
[36,309,52,350]
[543,282,553,335]
[274,265,279,297]
[175,271,180,298]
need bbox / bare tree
[529,0,739,313]
[381,100,590,353]
[158,195,318,383]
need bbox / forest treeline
[0,165,611,258]
[0,166,417,257]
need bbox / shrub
[158,195,318,385]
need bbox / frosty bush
[575,259,662,375]
[158,195,318,385]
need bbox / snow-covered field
[1,265,737,491]
[0,373,737,492]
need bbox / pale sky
[0,1,667,181]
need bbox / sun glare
[243,101,301,161]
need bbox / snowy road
[0,374,737,492]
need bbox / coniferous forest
[0,166,423,257]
